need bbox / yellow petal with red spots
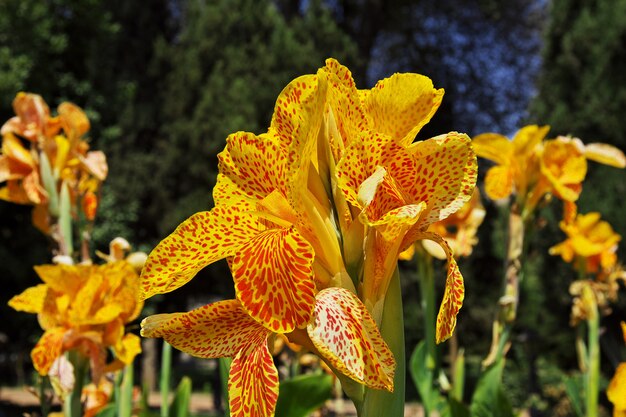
[408,132,477,224]
[608,363,626,412]
[584,143,626,168]
[140,207,260,300]
[511,125,549,156]
[418,231,465,343]
[472,133,513,166]
[113,333,142,364]
[2,133,35,176]
[228,339,279,417]
[307,287,395,391]
[32,327,65,375]
[141,300,270,358]
[34,264,85,296]
[484,165,514,200]
[363,73,444,146]
[8,284,48,313]
[232,226,316,333]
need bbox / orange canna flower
[8,262,143,382]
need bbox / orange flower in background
[549,210,621,275]
[8,262,143,381]
[140,58,476,417]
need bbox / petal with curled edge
[32,327,66,375]
[408,132,477,224]
[583,143,626,168]
[140,206,260,300]
[484,165,514,200]
[8,284,48,313]
[512,125,549,156]
[228,338,279,417]
[417,231,465,343]
[232,226,316,333]
[307,287,395,391]
[362,73,444,146]
[472,132,513,166]
[141,299,271,359]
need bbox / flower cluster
[140,59,477,417]
[0,93,107,234]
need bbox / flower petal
[472,133,513,165]
[58,102,90,140]
[113,333,142,364]
[34,264,85,296]
[408,132,477,224]
[8,284,48,313]
[307,287,395,391]
[607,363,626,411]
[511,125,549,156]
[228,339,279,417]
[484,165,514,200]
[363,73,444,145]
[233,226,316,333]
[418,231,465,343]
[32,327,66,375]
[141,300,270,358]
[583,143,626,168]
[140,207,259,300]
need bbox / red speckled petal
[233,227,316,333]
[140,207,260,300]
[418,231,465,344]
[216,132,289,205]
[140,300,270,358]
[308,287,395,391]
[228,339,279,417]
[363,73,444,146]
[32,327,65,375]
[408,132,477,224]
[484,165,514,200]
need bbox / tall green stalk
[360,268,405,417]
[417,248,437,374]
[161,341,172,417]
[64,351,88,417]
[582,285,599,417]
[118,363,134,417]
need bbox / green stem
[360,268,405,417]
[585,301,600,417]
[64,350,88,417]
[161,341,172,417]
[38,375,50,417]
[119,363,134,417]
[417,248,437,373]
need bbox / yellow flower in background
[140,58,476,417]
[549,210,621,275]
[0,93,108,232]
[8,261,143,381]
[472,125,549,201]
[607,322,626,417]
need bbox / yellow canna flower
[140,58,476,417]
[549,210,621,275]
[8,262,143,382]
[607,322,626,417]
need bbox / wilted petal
[418,232,465,343]
[140,207,259,300]
[32,327,65,375]
[233,226,316,333]
[484,165,514,200]
[228,340,279,417]
[8,284,48,313]
[362,73,444,146]
[81,151,108,181]
[141,300,270,359]
[583,143,626,168]
[308,287,395,391]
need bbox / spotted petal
[362,73,444,146]
[484,165,514,200]
[417,231,465,343]
[32,327,66,375]
[141,300,270,358]
[232,226,316,333]
[307,287,395,391]
[229,339,279,417]
[8,284,48,313]
[140,207,260,300]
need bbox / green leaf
[95,404,118,417]
[219,357,232,415]
[59,181,73,255]
[274,373,333,417]
[409,341,444,414]
[169,376,192,417]
[442,397,470,417]
[469,359,514,417]
[564,375,584,417]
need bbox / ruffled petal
[113,333,142,364]
[32,327,66,375]
[408,132,477,224]
[418,231,465,343]
[141,299,270,358]
[228,339,279,417]
[233,226,316,333]
[140,207,260,300]
[307,287,395,391]
[8,284,48,313]
[363,73,444,146]
[512,125,549,156]
[34,264,85,296]
[472,133,513,165]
